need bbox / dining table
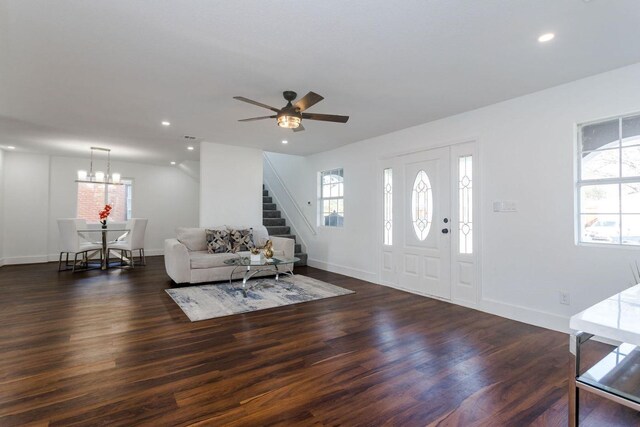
[77,227,129,270]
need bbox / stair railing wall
[263,154,316,255]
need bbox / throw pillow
[205,229,230,254]
[228,228,255,253]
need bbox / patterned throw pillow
[205,229,230,254]
[228,228,255,253]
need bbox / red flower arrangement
[99,204,112,226]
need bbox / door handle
[442,228,449,234]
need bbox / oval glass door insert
[412,170,433,241]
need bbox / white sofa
[164,225,295,284]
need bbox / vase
[101,222,107,229]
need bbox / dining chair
[57,218,103,272]
[108,218,148,268]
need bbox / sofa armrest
[164,238,191,284]
[271,236,295,260]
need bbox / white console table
[569,284,640,426]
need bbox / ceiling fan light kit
[277,115,301,129]
[234,90,349,133]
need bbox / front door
[398,147,451,299]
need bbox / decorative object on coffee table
[249,246,263,263]
[263,239,274,259]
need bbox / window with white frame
[577,114,640,246]
[77,179,133,223]
[319,168,344,227]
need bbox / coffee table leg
[274,264,295,290]
[242,266,250,297]
[229,265,241,284]
[241,267,264,297]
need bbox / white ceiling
[1,0,640,163]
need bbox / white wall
[1,152,199,264]
[267,61,640,333]
[0,149,5,265]
[200,142,263,227]
[2,151,50,263]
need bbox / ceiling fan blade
[301,112,349,123]
[238,115,277,122]
[293,124,305,132]
[233,96,280,113]
[294,92,324,112]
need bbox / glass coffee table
[223,256,299,297]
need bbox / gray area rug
[165,275,354,321]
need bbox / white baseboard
[0,258,4,267]
[479,297,569,334]
[307,258,378,283]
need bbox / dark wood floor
[0,257,638,426]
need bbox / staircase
[263,186,307,266]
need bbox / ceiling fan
[233,91,349,132]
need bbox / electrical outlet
[559,291,570,306]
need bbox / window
[383,168,393,245]
[411,170,433,241]
[77,180,133,223]
[578,114,640,246]
[319,168,344,227]
[459,155,473,254]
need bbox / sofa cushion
[228,228,255,253]
[189,251,238,269]
[252,225,270,248]
[176,227,207,252]
[206,229,230,254]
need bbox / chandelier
[75,147,122,185]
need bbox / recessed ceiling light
[187,146,194,151]
[7,146,15,149]
[162,121,171,126]
[538,33,555,43]
[282,140,288,144]
[170,161,176,165]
